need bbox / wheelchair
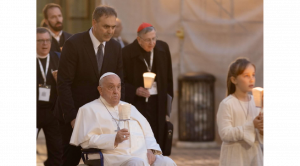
[78,148,104,166]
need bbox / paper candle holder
[252,87,263,108]
[119,103,131,120]
[143,72,156,89]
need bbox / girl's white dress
[217,95,263,166]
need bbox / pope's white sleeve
[71,106,117,150]
[134,107,162,154]
[217,101,255,146]
[87,134,117,150]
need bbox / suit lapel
[83,29,100,78]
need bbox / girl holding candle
[217,58,263,166]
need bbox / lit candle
[143,72,156,102]
[252,87,263,108]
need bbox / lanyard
[143,50,153,72]
[37,55,50,85]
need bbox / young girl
[217,58,263,166]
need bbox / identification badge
[38,84,51,102]
[149,81,158,95]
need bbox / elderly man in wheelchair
[70,72,176,166]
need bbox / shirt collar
[89,28,106,50]
[49,30,63,38]
[36,53,49,59]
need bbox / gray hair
[99,78,105,87]
[92,5,117,22]
[137,26,156,36]
[37,27,52,40]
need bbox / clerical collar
[89,28,106,52]
[137,40,152,54]
[49,30,63,42]
[99,96,119,109]
[37,53,49,59]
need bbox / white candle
[252,87,263,108]
[143,72,156,89]
[119,103,131,120]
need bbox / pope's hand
[136,87,150,98]
[114,128,130,147]
[147,149,156,165]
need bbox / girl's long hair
[226,58,256,96]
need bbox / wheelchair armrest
[81,148,104,165]
[81,148,102,153]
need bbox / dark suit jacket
[55,29,124,124]
[37,51,60,125]
[50,31,72,53]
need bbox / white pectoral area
[119,103,131,120]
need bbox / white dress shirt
[89,28,106,56]
[49,30,63,42]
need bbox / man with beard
[43,3,72,52]
[55,5,124,166]
[122,23,174,155]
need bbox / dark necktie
[97,44,104,74]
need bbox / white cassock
[70,96,162,166]
[217,95,263,166]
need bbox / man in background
[43,3,72,52]
[113,18,129,48]
[122,23,174,154]
[36,27,62,166]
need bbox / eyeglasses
[139,36,158,43]
[105,85,121,92]
[37,39,51,44]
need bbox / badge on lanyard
[39,84,51,102]
[37,55,51,102]
[149,82,158,95]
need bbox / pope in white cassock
[70,72,176,166]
